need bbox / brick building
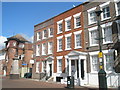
[33,18,54,80]
[4,34,33,78]
[33,0,120,87]
[83,0,120,87]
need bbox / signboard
[98,52,103,58]
[22,63,27,66]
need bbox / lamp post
[95,10,107,90]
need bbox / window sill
[101,17,111,21]
[65,48,71,51]
[48,35,53,38]
[74,26,81,29]
[57,32,63,34]
[74,46,82,49]
[57,50,63,52]
[65,29,71,32]
[103,41,113,45]
[88,22,97,25]
[48,53,52,55]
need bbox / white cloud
[0,36,7,50]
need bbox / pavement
[1,76,118,90]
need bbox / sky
[1,2,85,49]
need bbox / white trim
[57,36,63,52]
[101,22,112,27]
[65,16,72,31]
[57,35,63,39]
[42,30,47,39]
[65,16,72,21]
[115,0,120,16]
[88,26,99,46]
[88,26,98,31]
[74,30,82,49]
[73,13,81,29]
[73,30,82,34]
[87,7,97,25]
[100,1,111,21]
[57,19,63,24]
[56,56,63,59]
[73,12,81,17]
[101,22,113,44]
[65,33,72,50]
[89,49,114,55]
[65,33,72,37]
[99,1,110,8]
[48,28,53,37]
[87,7,97,13]
[42,43,46,55]
[57,20,63,34]
[89,49,115,73]
[48,42,53,55]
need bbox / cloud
[0,36,7,50]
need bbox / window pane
[58,23,62,32]
[76,34,81,47]
[103,26,112,42]
[50,28,53,36]
[67,37,71,48]
[90,30,98,45]
[44,30,47,38]
[59,39,62,50]
[58,59,62,72]
[117,2,120,15]
[67,20,71,29]
[76,16,81,27]
[102,6,110,19]
[105,54,113,71]
[89,11,96,23]
[91,55,99,71]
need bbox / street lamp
[95,10,107,90]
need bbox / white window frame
[42,43,46,55]
[57,56,63,73]
[57,35,63,52]
[65,16,72,31]
[89,49,115,73]
[57,20,63,34]
[73,12,81,28]
[42,30,47,39]
[116,20,120,41]
[90,55,99,73]
[74,30,82,49]
[48,27,53,37]
[48,42,53,54]
[37,32,41,41]
[100,1,111,21]
[88,26,99,46]
[101,22,113,44]
[36,62,40,73]
[87,7,97,25]
[65,33,72,50]
[36,45,40,56]
[115,0,120,16]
